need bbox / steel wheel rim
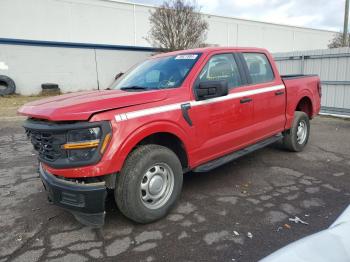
[140,163,175,209]
[296,120,307,144]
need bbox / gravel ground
[0,116,349,262]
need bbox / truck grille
[23,119,110,168]
[25,129,64,161]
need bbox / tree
[147,0,209,51]
[328,32,350,48]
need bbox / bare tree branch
[146,0,208,51]
[328,32,350,48]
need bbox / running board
[193,134,283,173]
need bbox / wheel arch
[111,121,191,172]
[136,132,189,170]
[295,95,313,118]
[285,89,314,130]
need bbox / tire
[115,144,183,223]
[0,75,16,95]
[283,111,310,152]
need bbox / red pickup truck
[19,47,321,226]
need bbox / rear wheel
[115,144,183,223]
[283,111,310,152]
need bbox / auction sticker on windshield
[175,54,198,60]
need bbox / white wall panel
[206,17,230,46]
[237,23,264,47]
[69,2,135,45]
[0,44,152,95]
[262,27,294,52]
[0,44,98,95]
[0,0,335,52]
[95,49,153,89]
[135,5,153,46]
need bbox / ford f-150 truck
[18,47,321,226]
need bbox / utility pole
[344,0,349,46]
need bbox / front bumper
[39,163,107,226]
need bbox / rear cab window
[242,53,274,84]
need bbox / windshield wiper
[120,86,149,91]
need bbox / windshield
[113,53,201,91]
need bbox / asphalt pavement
[0,116,349,262]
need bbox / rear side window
[198,54,242,88]
[243,53,274,84]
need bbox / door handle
[275,90,285,96]
[240,97,253,104]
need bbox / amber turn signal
[62,139,100,150]
[100,133,112,154]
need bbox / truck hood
[18,89,168,121]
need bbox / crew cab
[18,47,321,226]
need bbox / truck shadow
[104,141,286,224]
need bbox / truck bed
[281,74,318,80]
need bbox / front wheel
[283,111,310,152]
[115,144,183,223]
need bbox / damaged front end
[24,118,113,227]
[39,163,107,226]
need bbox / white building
[0,0,336,95]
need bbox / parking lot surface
[0,116,349,262]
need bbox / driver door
[190,53,255,166]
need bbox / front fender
[108,120,192,172]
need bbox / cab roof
[152,47,269,58]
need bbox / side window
[198,54,242,88]
[243,53,274,84]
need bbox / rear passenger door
[240,52,286,140]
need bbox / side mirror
[115,72,124,80]
[196,80,228,100]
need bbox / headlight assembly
[61,127,108,162]
[67,127,101,143]
[24,119,112,168]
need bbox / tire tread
[115,144,182,223]
[283,111,310,152]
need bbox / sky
[125,0,345,32]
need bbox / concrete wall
[0,44,153,95]
[0,0,335,53]
[0,0,338,95]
